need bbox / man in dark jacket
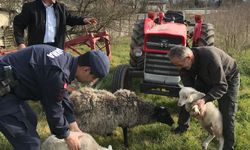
[168,46,240,150]
[0,44,110,150]
[13,0,96,50]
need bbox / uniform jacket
[180,46,238,102]
[13,0,86,49]
[0,44,78,138]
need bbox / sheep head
[153,106,174,126]
[178,87,205,106]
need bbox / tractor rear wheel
[111,65,131,92]
[195,23,215,47]
[130,19,145,70]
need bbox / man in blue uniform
[0,44,110,150]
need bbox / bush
[205,3,250,53]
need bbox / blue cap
[89,50,110,78]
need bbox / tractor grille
[145,53,179,76]
[147,35,183,50]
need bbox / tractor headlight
[133,47,143,57]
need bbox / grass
[1,36,250,149]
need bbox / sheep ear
[190,91,205,101]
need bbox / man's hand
[195,99,206,117]
[65,131,84,150]
[83,18,97,25]
[18,43,26,50]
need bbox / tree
[65,0,145,32]
[0,0,23,12]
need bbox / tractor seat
[165,10,185,24]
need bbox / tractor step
[140,82,181,97]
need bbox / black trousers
[177,73,240,150]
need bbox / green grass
[1,37,250,149]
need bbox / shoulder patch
[47,48,64,59]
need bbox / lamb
[69,87,174,147]
[178,87,224,150]
[41,133,112,150]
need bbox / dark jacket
[0,44,78,138]
[180,46,238,102]
[13,0,85,49]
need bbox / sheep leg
[202,135,215,150]
[122,127,129,148]
[218,137,224,150]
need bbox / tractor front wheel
[111,65,131,92]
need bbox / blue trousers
[0,94,40,150]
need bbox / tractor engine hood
[146,22,187,37]
[144,22,187,54]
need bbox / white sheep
[70,87,174,147]
[178,87,224,150]
[41,133,112,150]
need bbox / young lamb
[178,87,224,150]
[70,87,174,147]
[41,133,112,150]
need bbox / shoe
[172,125,188,134]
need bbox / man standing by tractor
[14,0,97,50]
[0,44,110,150]
[168,45,240,150]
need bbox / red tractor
[112,10,214,96]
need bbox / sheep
[178,87,224,150]
[41,133,112,150]
[69,87,174,147]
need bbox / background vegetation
[0,1,250,150]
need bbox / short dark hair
[77,51,90,67]
[77,52,97,75]
[77,50,110,78]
